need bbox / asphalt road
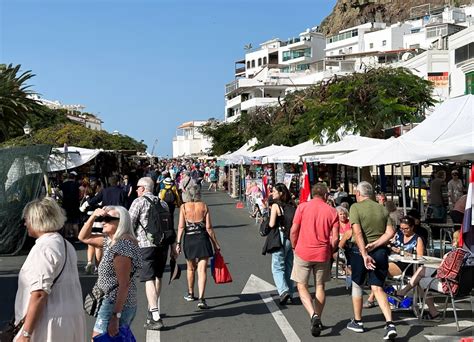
[1,188,473,341]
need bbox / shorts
[350,246,389,287]
[94,298,136,334]
[291,253,331,285]
[139,246,168,282]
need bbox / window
[326,29,358,44]
[258,58,262,66]
[466,71,474,95]
[280,66,290,73]
[348,47,353,53]
[339,49,343,54]
[382,40,387,46]
[369,43,374,48]
[282,51,291,61]
[247,61,250,68]
[455,42,474,64]
[263,56,267,65]
[251,60,255,68]
[296,64,310,71]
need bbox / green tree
[0,64,43,142]
[199,119,246,156]
[302,67,435,142]
[1,123,147,151]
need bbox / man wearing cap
[129,177,176,331]
[159,177,181,216]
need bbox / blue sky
[1,0,336,156]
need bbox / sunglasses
[96,215,120,223]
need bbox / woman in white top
[14,197,86,342]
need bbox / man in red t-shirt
[290,183,339,337]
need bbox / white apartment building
[364,23,413,52]
[325,22,387,57]
[29,94,103,130]
[225,27,325,122]
[448,25,474,97]
[172,121,213,158]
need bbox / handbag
[84,271,135,317]
[0,238,68,342]
[261,227,282,255]
[93,325,136,342]
[211,251,233,284]
[259,216,271,237]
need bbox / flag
[460,164,474,252]
[299,162,311,203]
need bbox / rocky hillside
[320,0,471,35]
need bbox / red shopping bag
[211,251,233,284]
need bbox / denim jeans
[271,231,294,296]
[94,298,137,334]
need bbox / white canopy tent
[303,135,383,162]
[328,95,474,167]
[263,140,323,163]
[48,146,102,172]
[247,144,289,159]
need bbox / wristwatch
[113,312,122,319]
[22,330,32,338]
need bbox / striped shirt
[129,192,169,248]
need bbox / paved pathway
[1,188,473,341]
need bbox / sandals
[422,312,442,322]
[363,300,376,308]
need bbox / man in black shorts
[347,182,397,340]
[129,177,176,330]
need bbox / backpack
[278,204,296,239]
[140,196,176,246]
[163,188,176,204]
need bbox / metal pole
[401,163,407,215]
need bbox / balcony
[225,95,242,109]
[225,78,260,95]
[240,97,279,111]
[234,67,246,76]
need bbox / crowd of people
[12,160,223,341]
[10,159,470,341]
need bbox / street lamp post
[23,121,32,136]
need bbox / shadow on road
[213,224,247,229]
[159,293,270,330]
[207,202,236,207]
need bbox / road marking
[146,297,161,342]
[242,274,301,342]
[438,320,474,328]
[424,336,468,341]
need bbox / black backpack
[140,196,176,246]
[163,188,176,204]
[279,204,296,239]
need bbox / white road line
[242,274,301,342]
[424,335,468,341]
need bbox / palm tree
[0,64,41,142]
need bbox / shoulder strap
[138,196,156,230]
[52,238,68,287]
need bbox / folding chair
[419,265,474,331]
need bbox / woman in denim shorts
[79,206,142,338]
